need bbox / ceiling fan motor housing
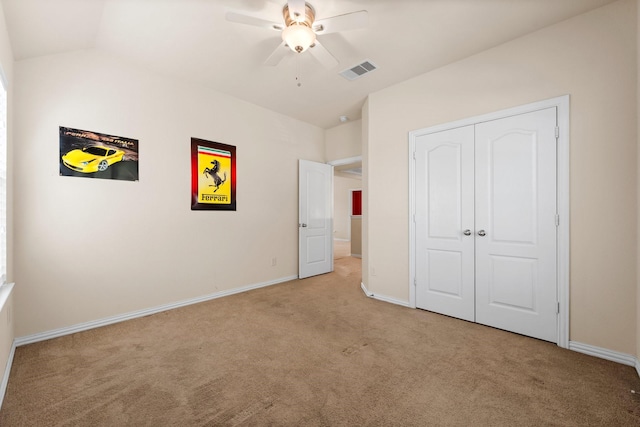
[283,2,315,27]
[282,2,317,53]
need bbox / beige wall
[325,120,361,163]
[13,49,324,337]
[365,0,638,354]
[350,217,362,257]
[333,175,361,241]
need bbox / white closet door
[415,126,475,321]
[474,108,558,342]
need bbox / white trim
[330,169,334,273]
[361,282,373,297]
[371,293,411,308]
[0,340,15,410]
[0,64,7,92]
[15,275,297,346]
[0,284,14,410]
[408,95,570,348]
[333,238,350,242]
[569,341,638,367]
[408,125,417,309]
[556,96,570,349]
[0,283,13,315]
[360,282,411,307]
[351,254,362,259]
[327,156,362,167]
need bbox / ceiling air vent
[339,60,378,81]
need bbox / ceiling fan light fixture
[282,23,316,53]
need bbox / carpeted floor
[1,256,640,426]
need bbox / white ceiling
[1,0,617,129]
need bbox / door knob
[463,229,471,236]
[300,223,307,228]
[477,230,486,236]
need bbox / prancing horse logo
[203,159,227,192]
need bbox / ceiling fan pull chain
[295,56,302,87]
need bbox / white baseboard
[15,275,298,347]
[360,282,410,308]
[360,282,373,297]
[333,238,350,242]
[0,340,15,410]
[351,254,362,259]
[358,284,640,376]
[569,341,638,367]
[373,294,411,308]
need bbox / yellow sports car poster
[59,126,139,181]
[191,138,236,211]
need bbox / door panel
[415,125,475,322]
[475,108,557,342]
[488,255,537,311]
[426,250,463,297]
[306,235,326,263]
[299,160,333,279]
[307,170,327,229]
[427,144,464,239]
[490,133,537,244]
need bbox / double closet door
[414,108,558,342]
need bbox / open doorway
[331,158,362,261]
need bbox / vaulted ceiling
[1,0,617,129]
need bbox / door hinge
[413,152,416,160]
[414,278,417,287]
[555,214,560,227]
[413,214,416,223]
[555,126,560,139]
[557,302,560,314]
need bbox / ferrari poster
[191,138,236,211]
[59,127,139,181]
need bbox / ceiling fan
[226,1,368,68]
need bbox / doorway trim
[408,95,570,348]
[328,155,362,168]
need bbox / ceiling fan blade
[287,0,307,22]
[264,41,290,66]
[226,12,282,31]
[313,10,368,35]
[308,40,338,69]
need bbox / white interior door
[299,159,333,279]
[475,108,558,342]
[415,126,475,321]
